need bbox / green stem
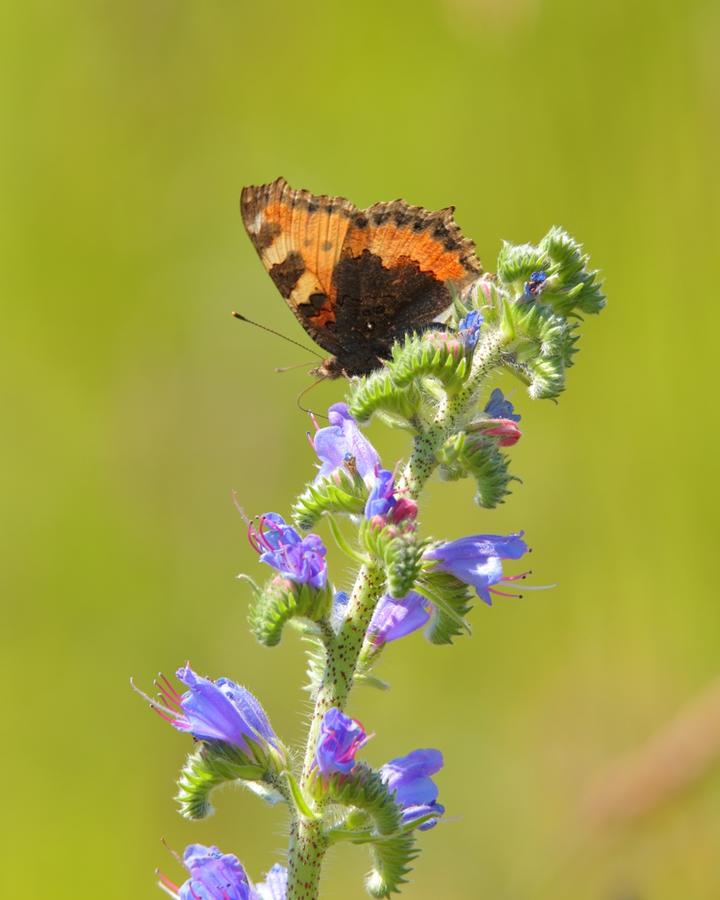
[300,562,386,781]
[286,327,507,899]
[287,563,386,900]
[287,818,328,900]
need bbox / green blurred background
[3,0,719,896]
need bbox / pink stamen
[152,707,178,725]
[157,870,180,895]
[257,516,280,551]
[501,570,531,582]
[155,681,182,713]
[489,588,523,599]
[247,520,263,554]
[157,673,183,704]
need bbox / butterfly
[240,177,482,378]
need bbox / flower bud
[314,708,370,776]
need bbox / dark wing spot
[309,292,327,310]
[255,221,281,252]
[269,252,305,299]
[321,240,333,252]
[393,210,408,226]
[444,237,458,250]
[354,214,368,228]
[412,219,424,232]
[307,201,318,213]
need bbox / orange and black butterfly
[240,177,482,378]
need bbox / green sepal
[496,240,546,288]
[311,763,418,897]
[416,570,474,644]
[436,432,467,481]
[248,575,333,647]
[462,434,513,507]
[361,521,427,599]
[539,226,606,316]
[348,369,423,425]
[499,299,578,400]
[437,431,512,507]
[309,763,418,896]
[175,739,280,820]
[365,832,419,898]
[292,467,368,531]
[388,333,469,394]
[310,762,401,835]
[496,228,605,319]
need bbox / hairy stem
[301,562,386,780]
[287,818,328,900]
[287,327,507,899]
[288,564,386,900]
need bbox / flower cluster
[136,225,603,899]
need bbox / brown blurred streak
[583,677,720,826]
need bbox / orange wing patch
[241,177,355,325]
[343,200,482,287]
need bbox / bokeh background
[3,0,720,896]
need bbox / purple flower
[315,707,370,775]
[365,468,396,519]
[158,843,254,899]
[368,592,432,646]
[380,749,445,831]
[524,269,547,298]
[255,864,287,900]
[312,403,380,486]
[484,388,521,422]
[248,513,327,589]
[457,310,483,350]
[364,470,418,524]
[151,665,279,754]
[424,532,529,606]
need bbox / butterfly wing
[327,199,483,373]
[240,177,356,357]
[240,178,483,375]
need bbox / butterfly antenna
[232,311,322,359]
[296,376,329,418]
[275,361,315,373]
